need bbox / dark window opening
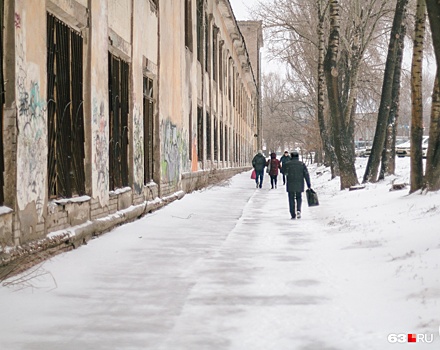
[212,27,217,82]
[205,14,209,73]
[214,117,218,161]
[219,121,224,162]
[189,106,193,161]
[197,107,203,161]
[219,45,223,91]
[143,76,154,183]
[0,2,4,205]
[225,126,230,162]
[196,0,203,63]
[206,112,211,160]
[185,0,193,51]
[47,13,85,199]
[108,53,129,190]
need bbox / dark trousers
[270,175,278,188]
[282,173,286,184]
[255,169,264,187]
[288,191,302,218]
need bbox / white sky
[1,157,439,349]
[229,0,255,20]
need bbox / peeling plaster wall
[90,0,109,206]
[108,0,131,45]
[14,2,48,237]
[160,120,189,186]
[159,2,186,187]
[131,0,158,194]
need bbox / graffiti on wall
[132,104,144,193]
[15,24,47,219]
[160,120,189,184]
[92,97,109,205]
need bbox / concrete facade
[0,0,261,274]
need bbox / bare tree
[324,0,359,189]
[255,0,392,189]
[424,0,440,190]
[363,0,409,183]
[409,0,426,193]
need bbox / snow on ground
[0,157,439,350]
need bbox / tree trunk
[410,0,426,193]
[363,0,409,183]
[425,0,440,86]
[324,0,358,190]
[425,0,440,191]
[317,0,338,178]
[379,20,406,179]
[424,74,440,190]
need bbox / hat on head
[258,150,263,154]
[290,151,299,158]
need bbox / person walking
[252,150,266,188]
[267,152,281,189]
[279,150,290,185]
[284,151,311,219]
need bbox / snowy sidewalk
[0,162,439,350]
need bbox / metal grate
[108,53,129,190]
[143,76,154,183]
[47,13,85,199]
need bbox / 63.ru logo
[388,333,434,343]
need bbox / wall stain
[160,120,189,184]
[92,98,109,204]
[15,25,47,220]
[133,104,144,193]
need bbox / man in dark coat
[252,150,266,188]
[284,151,311,219]
[279,150,290,185]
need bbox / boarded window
[47,13,85,198]
[108,53,129,190]
[143,76,154,183]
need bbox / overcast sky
[229,0,282,75]
[229,0,253,20]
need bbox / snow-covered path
[1,160,439,350]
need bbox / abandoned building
[0,0,263,271]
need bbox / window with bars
[143,76,154,183]
[0,2,4,205]
[47,13,85,199]
[197,107,203,161]
[108,53,129,190]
